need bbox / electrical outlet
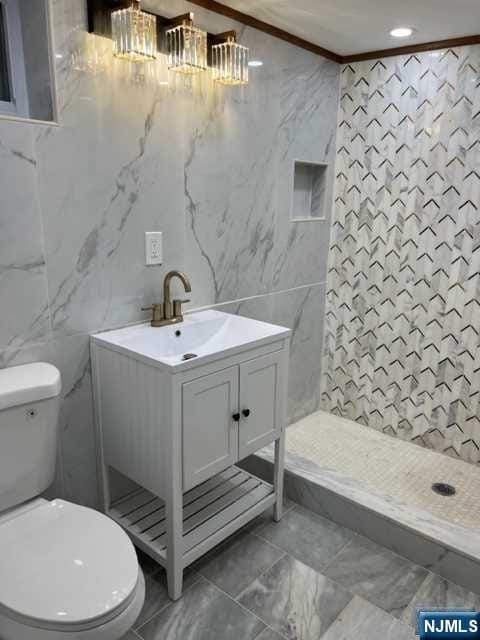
[145,232,163,266]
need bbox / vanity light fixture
[166,13,207,74]
[111,0,157,61]
[390,27,414,38]
[212,32,249,85]
[88,3,257,89]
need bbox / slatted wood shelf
[108,466,275,567]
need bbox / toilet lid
[0,500,139,629]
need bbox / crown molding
[342,35,480,62]
[187,0,342,62]
[188,0,480,65]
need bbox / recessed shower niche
[292,160,329,221]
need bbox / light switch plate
[145,232,163,266]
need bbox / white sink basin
[91,311,290,371]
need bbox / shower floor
[284,411,480,529]
[254,410,480,584]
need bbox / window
[0,0,56,122]
[0,0,28,117]
[0,6,11,102]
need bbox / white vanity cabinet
[91,311,290,601]
[182,366,239,490]
[183,351,285,490]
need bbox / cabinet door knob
[242,409,251,418]
[232,413,241,422]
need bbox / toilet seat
[0,499,140,633]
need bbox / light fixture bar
[87,0,253,86]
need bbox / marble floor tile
[255,506,354,573]
[238,555,352,640]
[320,596,415,640]
[134,567,201,629]
[195,531,285,598]
[324,536,428,618]
[401,573,480,628]
[255,628,286,640]
[137,577,264,640]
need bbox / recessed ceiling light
[390,27,414,38]
[248,60,263,67]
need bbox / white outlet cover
[145,232,163,266]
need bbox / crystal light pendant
[166,15,207,74]
[111,0,157,62]
[212,35,249,86]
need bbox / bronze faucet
[143,270,192,327]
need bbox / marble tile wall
[322,45,480,464]
[0,0,339,506]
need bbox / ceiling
[217,0,480,56]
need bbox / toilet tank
[0,363,62,512]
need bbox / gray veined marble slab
[324,536,428,618]
[138,577,264,640]
[255,505,354,574]
[0,120,51,355]
[238,555,353,640]
[320,596,415,640]
[401,573,480,628]
[194,530,285,598]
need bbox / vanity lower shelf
[108,466,275,568]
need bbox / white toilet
[0,362,145,640]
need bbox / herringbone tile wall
[322,46,480,464]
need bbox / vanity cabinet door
[182,367,239,491]
[238,351,284,459]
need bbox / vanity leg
[273,432,285,522]
[166,490,183,600]
[165,380,184,601]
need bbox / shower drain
[432,482,456,497]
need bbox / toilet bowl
[0,363,145,639]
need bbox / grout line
[193,281,328,313]
[134,570,203,633]
[250,528,292,554]
[250,508,359,578]
[234,551,288,602]
[9,280,329,354]
[320,537,357,574]
[201,573,290,640]
[248,507,296,550]
[401,572,432,626]
[210,550,357,640]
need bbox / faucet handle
[142,303,164,326]
[173,299,190,320]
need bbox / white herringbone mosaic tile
[322,45,480,465]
